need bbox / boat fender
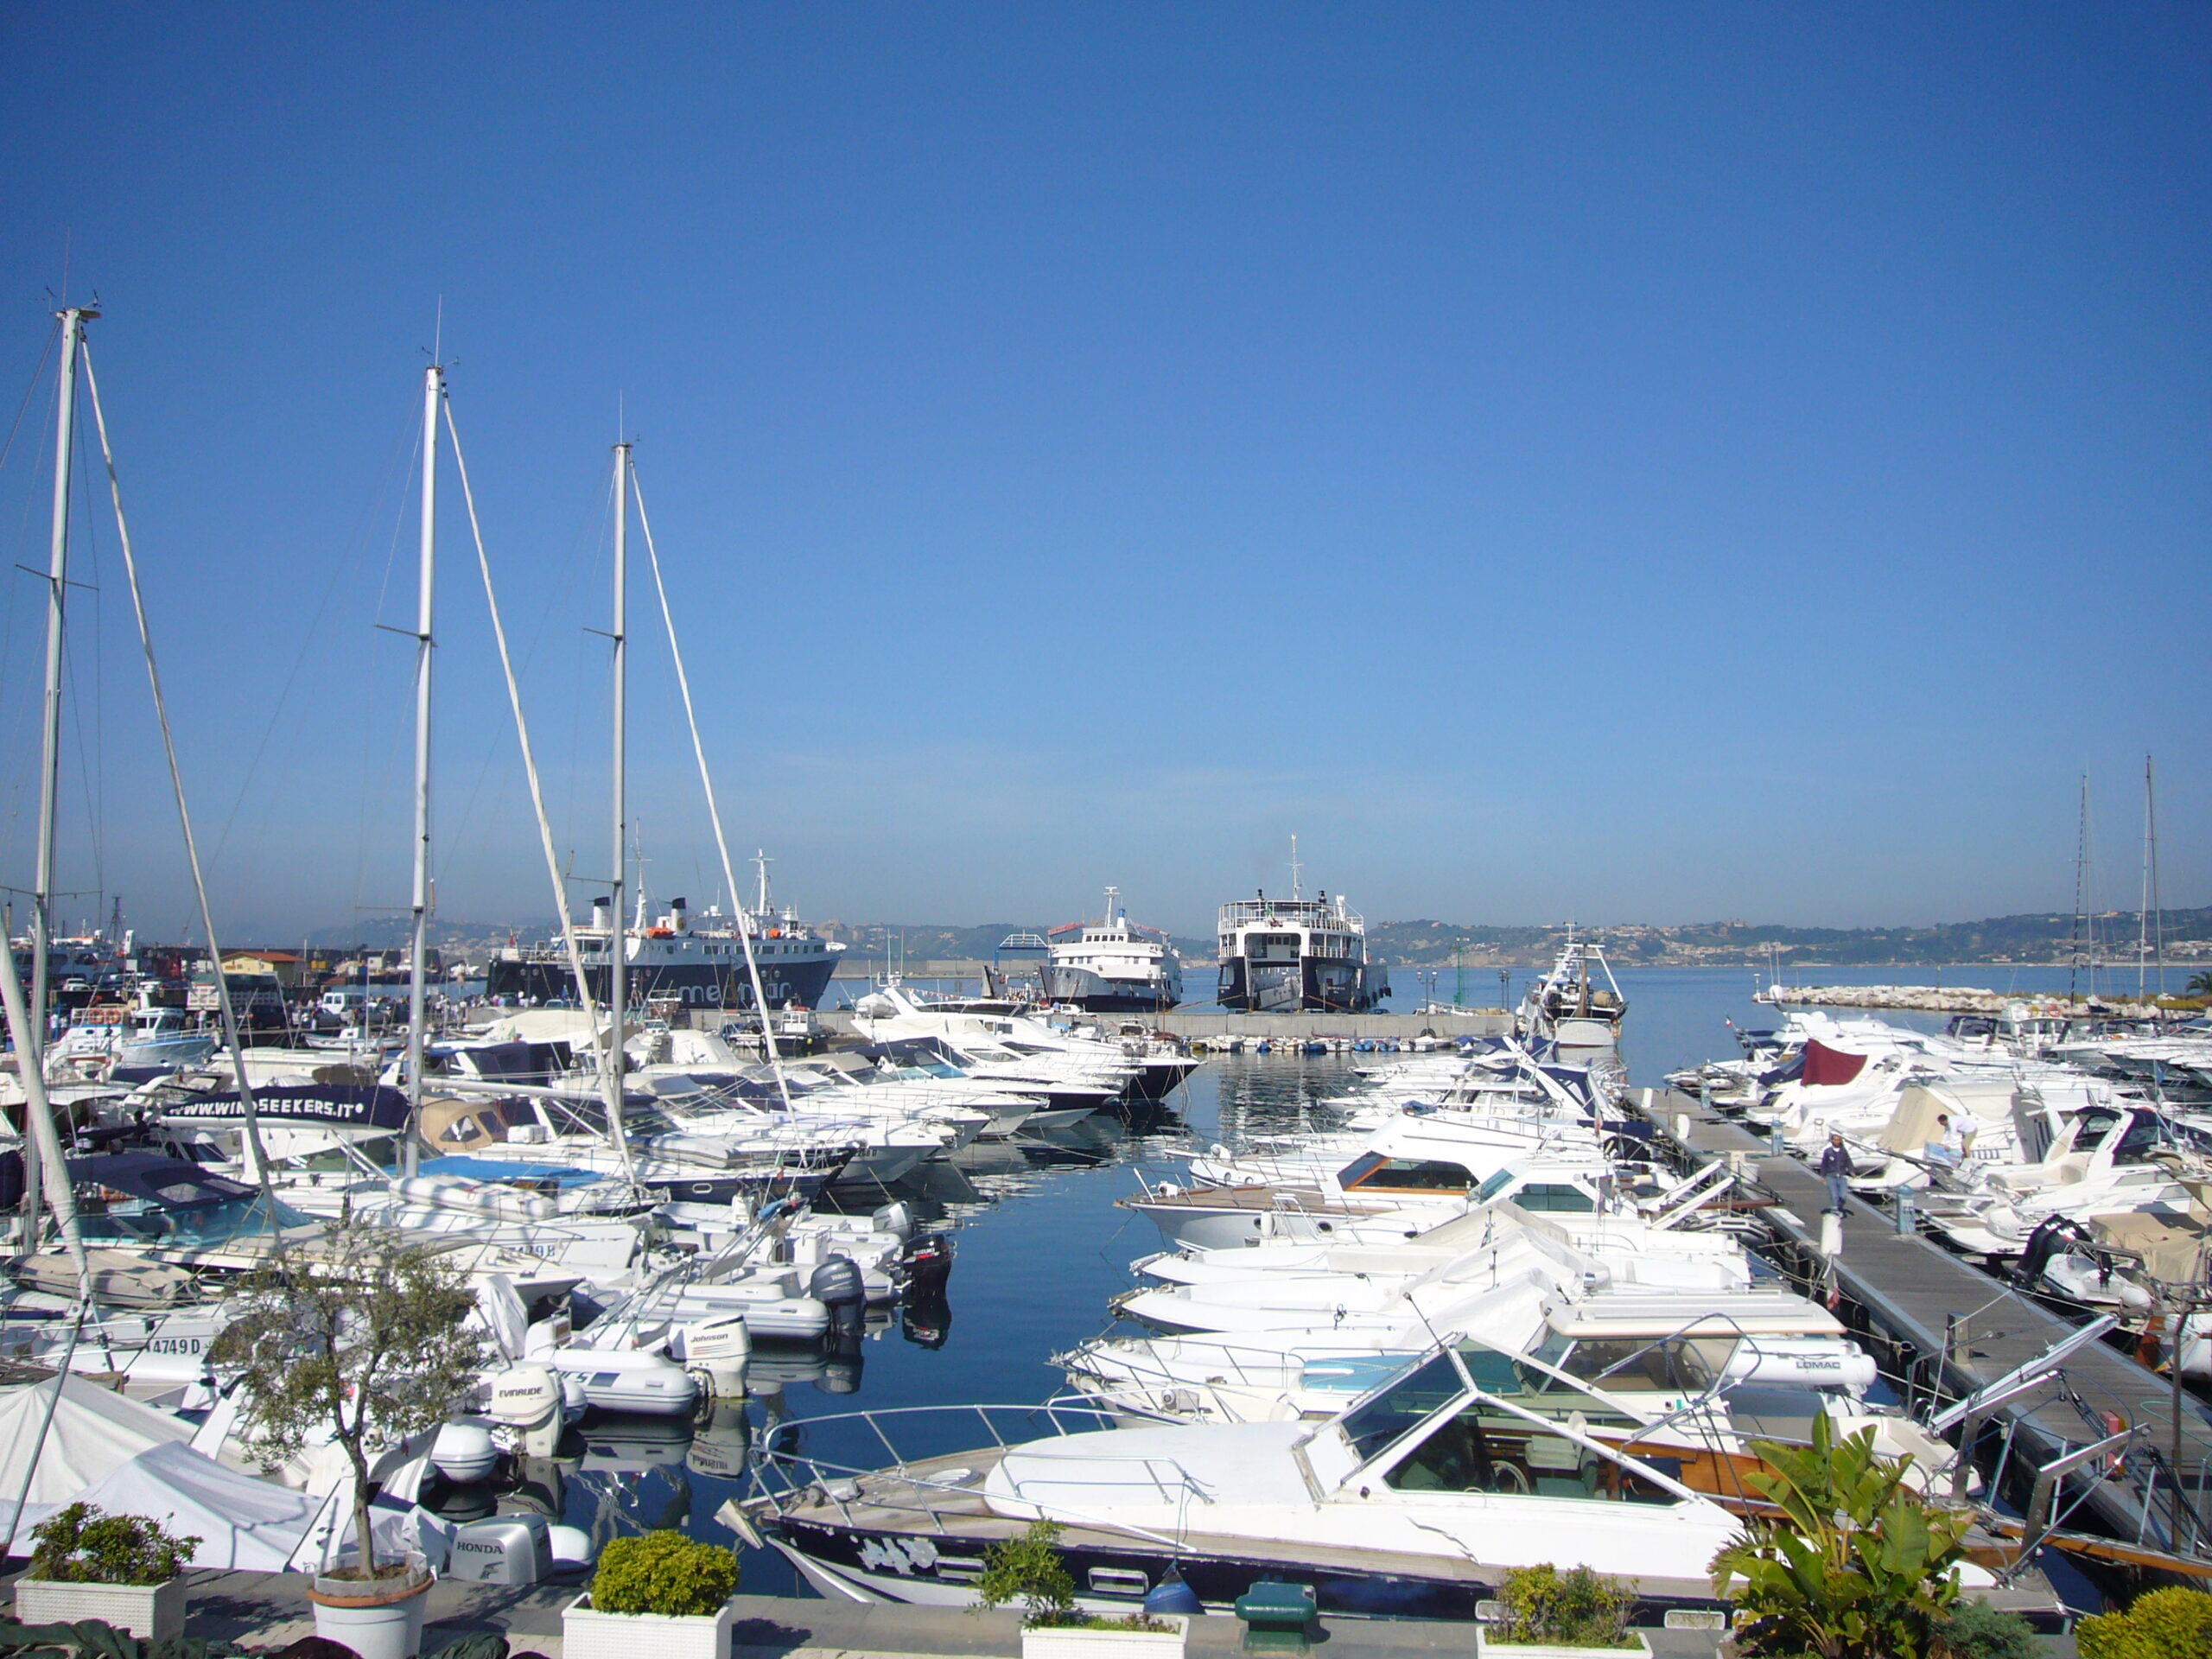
[431,1421,499,1485]
[546,1523,596,1568]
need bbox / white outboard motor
[431,1421,499,1484]
[447,1513,550,1584]
[871,1200,916,1240]
[683,1313,753,1400]
[486,1363,568,1459]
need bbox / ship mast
[1289,834,1301,904]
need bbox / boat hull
[485,954,837,1012]
[765,1516,1727,1624]
[1039,965,1180,1014]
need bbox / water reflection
[422,1057,1367,1593]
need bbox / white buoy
[1819,1211,1843,1260]
[1673,1112,1691,1141]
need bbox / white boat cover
[3,1440,321,1570]
[0,1376,195,1503]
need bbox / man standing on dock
[1818,1132,1853,1214]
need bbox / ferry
[1040,887,1183,1013]
[1216,887,1388,1014]
[485,891,842,1013]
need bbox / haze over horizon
[3,6,2207,944]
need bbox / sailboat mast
[31,308,92,1046]
[21,307,93,1249]
[403,359,442,1179]
[607,442,631,1119]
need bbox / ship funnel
[591,897,613,931]
[669,897,689,932]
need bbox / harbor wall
[811,1006,1511,1039]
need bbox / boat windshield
[78,1192,314,1249]
[1383,1410,1675,1503]
[1337,1351,1465,1461]
[1473,1166,1518,1203]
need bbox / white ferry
[1040,887,1184,1013]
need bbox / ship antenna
[1289,833,1301,903]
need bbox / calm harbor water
[499,963,2163,1589]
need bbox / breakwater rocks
[1756,983,2171,1018]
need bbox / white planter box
[1474,1630,1652,1659]
[563,1592,737,1659]
[14,1576,188,1641]
[1021,1615,1189,1659]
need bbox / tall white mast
[23,306,93,1249]
[607,442,630,1122]
[402,359,442,1179]
[31,309,92,1046]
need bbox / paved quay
[9,1574,1745,1659]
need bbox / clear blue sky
[1,4,2206,942]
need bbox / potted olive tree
[1472,1563,1645,1658]
[13,1503,201,1640]
[209,1219,487,1659]
[563,1529,741,1659]
[974,1521,1188,1659]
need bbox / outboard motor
[486,1363,569,1459]
[2015,1216,2081,1287]
[871,1200,916,1240]
[447,1513,550,1584]
[683,1313,753,1401]
[810,1258,866,1317]
[812,1258,868,1357]
[900,1231,953,1295]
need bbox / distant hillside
[1364,909,2212,968]
[275,906,2212,971]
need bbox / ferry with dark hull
[1215,888,1388,1014]
[486,892,842,1012]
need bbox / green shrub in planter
[28,1503,200,1585]
[975,1520,1077,1626]
[2075,1586,2212,1659]
[588,1530,739,1617]
[1931,1599,2036,1659]
[1493,1563,1636,1649]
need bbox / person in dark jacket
[1817,1132,1853,1214]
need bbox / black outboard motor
[2015,1215,2082,1287]
[900,1231,954,1296]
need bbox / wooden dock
[1633,1088,2212,1578]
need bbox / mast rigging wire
[79,340,286,1253]
[442,396,634,1182]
